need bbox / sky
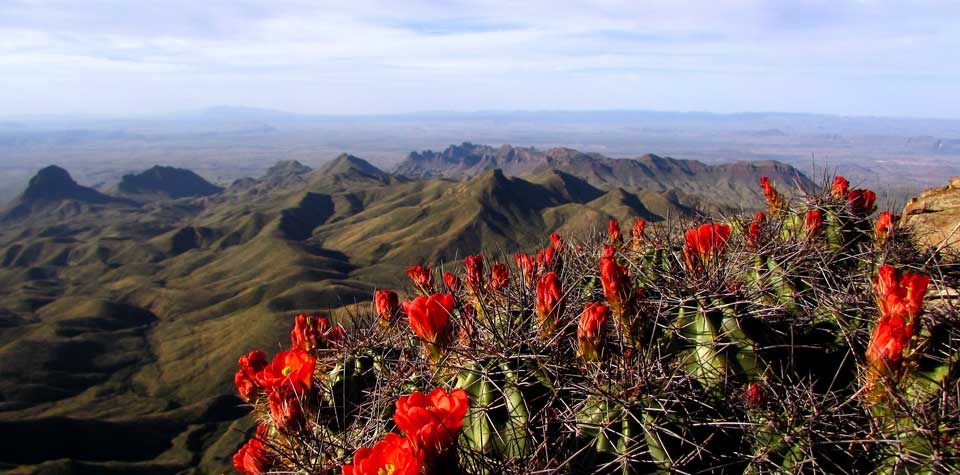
[1,0,958,118]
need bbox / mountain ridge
[395,143,813,210]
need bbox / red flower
[514,252,536,286]
[630,219,646,251]
[403,293,455,348]
[848,189,877,216]
[683,223,732,271]
[608,219,623,245]
[875,211,894,246]
[235,350,268,403]
[746,212,766,251]
[745,383,764,408]
[578,302,610,361]
[832,176,849,199]
[537,246,557,269]
[760,177,787,216]
[874,265,929,328]
[257,348,316,391]
[443,272,462,294]
[393,387,469,461]
[599,256,631,318]
[268,384,307,432]
[375,290,401,326]
[290,314,345,351]
[601,244,615,259]
[759,176,774,197]
[489,263,509,291]
[866,265,930,378]
[233,424,275,475]
[343,432,423,475]
[464,254,485,293]
[805,209,824,238]
[550,232,564,250]
[406,265,434,293]
[535,272,565,334]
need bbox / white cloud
[0,0,957,116]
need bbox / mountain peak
[117,165,223,200]
[21,165,111,203]
[316,154,388,180]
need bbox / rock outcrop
[902,176,960,253]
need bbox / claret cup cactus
[229,175,959,474]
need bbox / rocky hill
[902,176,960,253]
[2,165,134,222]
[115,165,223,201]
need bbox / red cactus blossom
[630,219,646,251]
[602,244,616,259]
[759,176,774,197]
[537,246,557,270]
[745,382,764,408]
[875,211,894,246]
[375,290,401,326]
[268,384,307,432]
[535,272,565,335]
[866,265,930,379]
[683,223,732,271]
[489,263,509,291]
[832,176,850,199]
[805,209,824,238]
[550,232,564,250]
[514,252,536,286]
[394,387,469,463]
[233,424,275,475]
[848,189,877,216]
[578,302,610,361]
[464,254,485,293]
[235,350,268,403]
[342,432,423,475]
[608,219,623,246]
[599,255,631,318]
[403,294,455,357]
[443,272,462,294]
[290,314,345,351]
[257,348,316,392]
[831,176,850,199]
[760,177,787,216]
[746,212,766,251]
[406,265,434,293]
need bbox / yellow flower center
[378,463,396,475]
[282,366,293,376]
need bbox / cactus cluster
[230,175,959,474]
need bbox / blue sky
[1,0,958,118]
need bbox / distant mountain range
[0,145,812,474]
[397,143,808,213]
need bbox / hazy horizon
[6,105,960,123]
[2,1,959,118]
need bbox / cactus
[229,174,960,474]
